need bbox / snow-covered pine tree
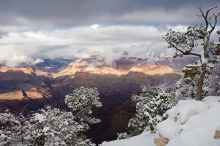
[118,85,175,139]
[0,106,93,145]
[65,86,102,130]
[164,5,219,100]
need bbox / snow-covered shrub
[0,110,29,145]
[118,86,175,139]
[29,106,89,145]
[0,106,93,145]
[117,132,131,140]
[206,60,220,96]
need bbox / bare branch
[199,5,218,31]
[209,12,220,34]
[199,6,208,30]
[206,5,217,17]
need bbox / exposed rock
[163,114,169,120]
[53,58,178,77]
[0,66,34,74]
[0,91,24,100]
[182,65,200,80]
[154,134,169,146]
[215,44,220,55]
[215,130,220,139]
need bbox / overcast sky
[0,0,219,67]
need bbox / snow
[101,132,155,146]
[155,118,179,139]
[203,96,220,104]
[35,113,46,122]
[157,96,220,146]
[208,63,214,68]
[167,99,220,146]
[165,100,208,124]
[43,127,50,133]
[102,96,220,146]
[200,50,207,64]
[217,125,220,131]
[185,63,201,67]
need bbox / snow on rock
[156,96,220,146]
[101,132,155,146]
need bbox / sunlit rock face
[0,57,178,100]
[0,57,183,102]
[53,58,177,77]
[0,66,34,74]
[0,67,53,114]
[0,65,51,77]
[0,68,53,101]
[0,87,52,100]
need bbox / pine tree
[65,86,102,130]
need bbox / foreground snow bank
[102,96,220,146]
[156,96,220,146]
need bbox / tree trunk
[196,33,209,101]
[196,63,206,100]
[79,112,83,137]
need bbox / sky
[0,0,219,67]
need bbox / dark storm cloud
[0,0,219,28]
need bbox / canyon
[0,56,193,143]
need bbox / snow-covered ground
[101,132,155,146]
[102,96,220,146]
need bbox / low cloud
[0,25,218,67]
[0,25,168,67]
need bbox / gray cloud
[0,0,219,30]
[0,25,169,66]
